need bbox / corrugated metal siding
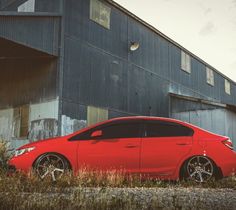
[63,37,128,111]
[0,0,62,12]
[0,14,60,55]
[172,108,236,149]
[35,0,62,13]
[61,0,236,120]
[0,0,18,10]
[65,0,128,60]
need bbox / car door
[140,120,193,176]
[73,120,142,173]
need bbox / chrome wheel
[34,153,68,181]
[186,156,214,182]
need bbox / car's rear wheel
[34,153,70,181]
[182,156,215,182]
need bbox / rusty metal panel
[87,106,108,126]
[28,118,58,141]
[0,14,60,55]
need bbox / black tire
[33,153,70,181]
[181,156,216,183]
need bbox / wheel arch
[32,152,72,170]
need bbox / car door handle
[176,143,189,146]
[125,144,138,148]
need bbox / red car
[9,116,236,182]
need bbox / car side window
[100,123,141,139]
[145,121,194,137]
[69,121,142,140]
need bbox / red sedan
[9,116,236,182]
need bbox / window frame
[17,0,35,12]
[225,79,231,95]
[206,67,214,86]
[144,120,194,138]
[181,50,191,73]
[90,0,111,29]
[69,119,143,141]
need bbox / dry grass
[0,170,235,210]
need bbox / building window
[87,106,108,126]
[17,0,35,12]
[181,50,191,73]
[225,79,231,95]
[90,0,111,29]
[206,67,214,86]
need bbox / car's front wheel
[182,156,216,182]
[33,153,70,181]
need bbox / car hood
[17,136,63,150]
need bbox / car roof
[108,116,184,123]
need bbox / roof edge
[0,11,62,17]
[106,0,236,85]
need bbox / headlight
[14,147,35,157]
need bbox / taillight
[222,139,234,150]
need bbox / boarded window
[87,106,108,126]
[206,67,214,86]
[20,105,29,138]
[90,0,111,29]
[225,79,231,95]
[181,50,191,73]
[13,108,21,138]
[18,0,35,12]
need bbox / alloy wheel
[35,154,67,181]
[186,156,214,182]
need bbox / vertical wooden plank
[20,105,29,137]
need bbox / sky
[115,0,236,81]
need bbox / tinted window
[145,121,193,137]
[101,123,141,139]
[70,121,142,140]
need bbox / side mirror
[91,130,103,138]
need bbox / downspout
[57,0,65,136]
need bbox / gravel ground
[0,187,236,209]
[67,187,236,210]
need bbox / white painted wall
[0,99,59,149]
[0,108,13,141]
[30,100,59,122]
[28,100,59,141]
[61,115,87,136]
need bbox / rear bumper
[219,152,236,177]
[220,161,236,177]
